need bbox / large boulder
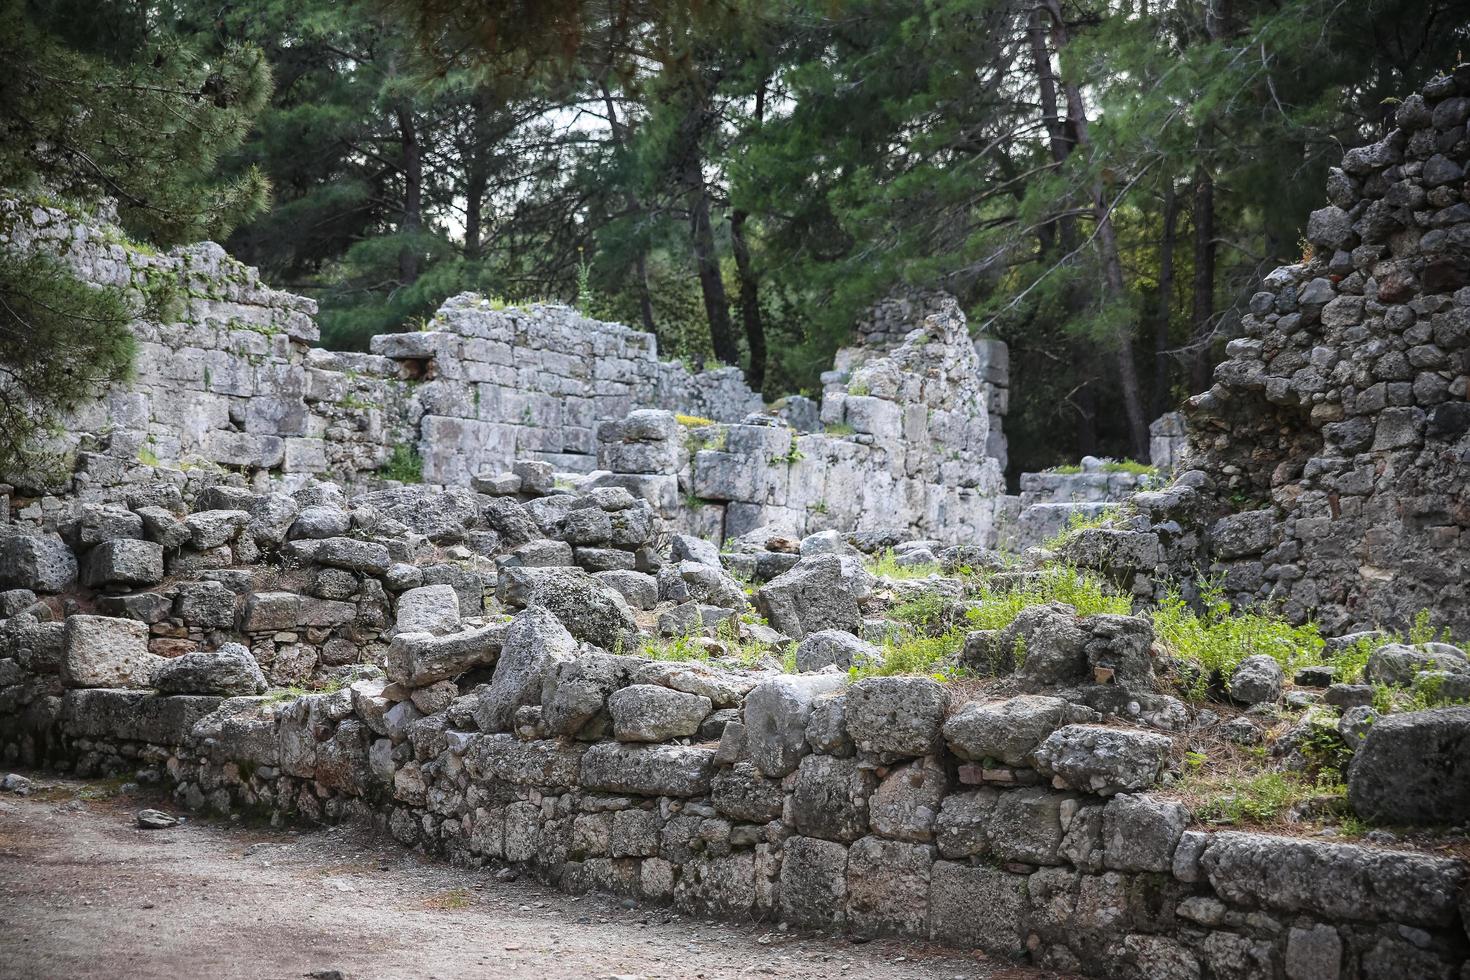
[497,566,639,651]
[82,539,164,588]
[394,584,462,636]
[0,530,77,592]
[1228,655,1284,705]
[1347,706,1470,825]
[60,615,165,688]
[845,676,950,757]
[384,624,505,687]
[472,608,577,733]
[152,644,267,696]
[1364,643,1470,687]
[359,485,482,543]
[794,629,882,673]
[1033,724,1173,795]
[754,554,874,640]
[743,673,850,777]
[943,695,1078,766]
[608,684,712,742]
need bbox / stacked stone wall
[2,205,1005,546]
[1066,71,1470,636]
[5,672,1465,980]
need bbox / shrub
[965,564,1131,632]
[1151,583,1323,700]
[868,548,942,580]
[381,444,424,483]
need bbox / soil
[0,774,1069,980]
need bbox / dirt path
[0,775,1065,980]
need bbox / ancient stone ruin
[3,72,1470,980]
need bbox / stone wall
[3,204,1006,547]
[584,297,1008,546]
[5,662,1466,980]
[1066,71,1470,636]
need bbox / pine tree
[0,0,270,481]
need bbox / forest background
[3,0,1467,479]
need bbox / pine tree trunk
[1189,162,1217,392]
[1043,0,1150,459]
[1153,183,1178,418]
[396,104,423,286]
[600,80,657,333]
[687,171,738,366]
[729,208,766,391]
[1029,4,1096,458]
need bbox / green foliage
[868,548,943,580]
[1152,584,1324,700]
[965,565,1132,633]
[0,253,137,481]
[1041,506,1123,551]
[0,0,269,484]
[1190,771,1347,827]
[2,0,271,244]
[853,628,967,681]
[381,445,424,484]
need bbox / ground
[0,775,1067,980]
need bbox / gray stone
[1199,831,1466,926]
[1364,643,1469,686]
[927,861,1027,953]
[743,673,849,777]
[845,836,933,936]
[711,761,785,823]
[1347,706,1470,825]
[1229,654,1285,705]
[794,629,882,673]
[792,753,878,842]
[82,539,164,588]
[608,684,712,742]
[61,615,164,688]
[779,836,849,926]
[497,565,639,652]
[1307,205,1355,250]
[987,786,1068,864]
[394,584,462,636]
[152,645,267,696]
[754,554,873,640]
[184,510,250,550]
[173,580,236,629]
[1285,924,1343,980]
[472,608,577,733]
[1337,704,1378,749]
[1033,724,1173,795]
[942,694,1071,766]
[591,570,658,610]
[289,505,351,539]
[670,534,722,568]
[306,536,392,574]
[463,733,585,787]
[935,788,997,858]
[579,742,715,797]
[844,676,948,757]
[383,623,505,687]
[1101,793,1188,872]
[540,649,629,738]
[0,531,77,592]
[864,758,946,846]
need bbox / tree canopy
[5,0,1467,476]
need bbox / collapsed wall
[1066,71,1470,636]
[587,295,1009,545]
[2,203,1007,546]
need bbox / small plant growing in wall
[382,444,423,483]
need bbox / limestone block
[845,836,933,936]
[61,615,165,688]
